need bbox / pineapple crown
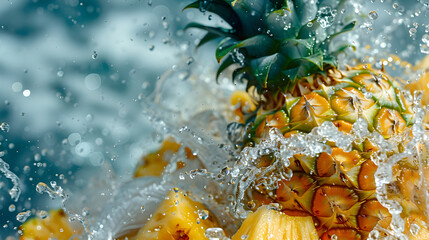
[185,0,357,92]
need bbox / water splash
[0,158,21,202]
[35,181,92,238]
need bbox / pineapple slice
[133,188,219,239]
[134,139,195,178]
[231,206,318,240]
[19,209,80,240]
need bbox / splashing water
[0,158,21,202]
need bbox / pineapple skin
[132,189,219,240]
[19,209,80,240]
[238,65,428,239]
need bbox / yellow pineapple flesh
[134,139,195,178]
[19,209,81,240]
[132,188,219,240]
[231,206,318,240]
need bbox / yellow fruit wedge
[133,188,219,239]
[232,206,318,240]
[134,139,195,178]
[19,209,80,240]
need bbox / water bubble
[34,153,41,161]
[84,73,101,90]
[16,210,31,223]
[317,6,337,28]
[331,234,338,240]
[198,209,209,220]
[423,34,429,44]
[0,122,10,132]
[37,210,47,219]
[392,3,399,9]
[57,70,64,77]
[149,45,155,51]
[410,223,420,236]
[68,133,81,146]
[8,204,16,212]
[11,82,23,92]
[22,89,31,97]
[186,57,194,65]
[204,227,227,240]
[75,142,92,157]
[369,11,378,20]
[91,50,97,59]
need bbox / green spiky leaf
[328,21,357,40]
[270,0,289,11]
[216,35,277,62]
[300,50,323,70]
[185,22,235,38]
[197,32,220,48]
[330,43,356,56]
[254,54,278,88]
[183,0,241,32]
[216,55,235,81]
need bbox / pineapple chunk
[134,139,194,178]
[134,189,219,239]
[19,209,80,240]
[232,206,318,240]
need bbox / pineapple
[184,0,429,239]
[134,138,196,178]
[19,209,81,240]
[231,206,319,240]
[131,188,219,239]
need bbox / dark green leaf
[197,32,220,48]
[183,0,242,33]
[329,21,357,40]
[216,38,238,62]
[299,50,323,70]
[216,55,236,81]
[270,0,289,11]
[254,54,278,88]
[330,44,356,56]
[216,35,275,62]
[185,22,235,38]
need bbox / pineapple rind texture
[231,206,319,240]
[132,189,219,240]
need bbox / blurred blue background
[0,0,427,238]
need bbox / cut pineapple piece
[232,206,318,240]
[134,188,219,239]
[134,139,195,178]
[19,209,80,240]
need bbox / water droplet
[317,6,337,28]
[423,34,429,44]
[8,204,16,212]
[369,11,378,20]
[0,122,10,132]
[204,227,227,240]
[84,73,101,90]
[198,209,209,220]
[392,3,399,9]
[186,57,194,65]
[16,210,31,223]
[37,210,47,219]
[68,133,81,146]
[11,82,23,92]
[34,153,41,161]
[410,28,417,36]
[22,89,31,97]
[149,45,155,51]
[410,223,420,236]
[91,51,97,59]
